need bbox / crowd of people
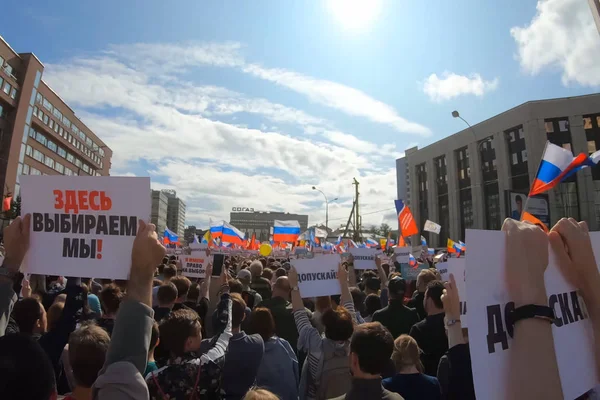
[1,215,600,399]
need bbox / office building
[230,209,309,242]
[184,225,205,244]
[151,190,168,236]
[395,156,410,206]
[162,189,186,237]
[0,35,112,203]
[398,94,600,246]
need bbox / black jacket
[407,292,426,321]
[409,313,448,377]
[372,299,419,339]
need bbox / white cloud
[422,72,499,102]
[511,0,600,86]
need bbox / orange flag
[397,236,406,247]
[521,211,549,233]
[2,196,11,212]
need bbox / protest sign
[424,220,441,234]
[466,230,600,400]
[181,253,209,278]
[438,259,467,327]
[400,263,427,280]
[394,246,410,263]
[349,248,378,269]
[291,254,340,298]
[21,176,150,279]
[189,242,208,250]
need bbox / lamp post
[312,186,337,232]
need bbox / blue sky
[4,0,599,229]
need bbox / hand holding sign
[442,273,460,322]
[550,219,600,302]
[288,266,299,287]
[337,262,348,284]
[2,214,31,272]
[132,220,166,273]
[503,218,549,307]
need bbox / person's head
[275,267,287,278]
[170,276,191,302]
[162,256,169,265]
[249,261,263,278]
[243,388,279,400]
[365,294,382,317]
[315,296,332,313]
[416,269,437,293]
[12,298,47,334]
[227,278,243,294]
[322,305,354,341]
[47,301,64,332]
[0,334,56,399]
[69,323,110,388]
[149,321,160,354]
[515,194,523,212]
[262,268,273,281]
[231,293,247,331]
[99,284,123,317]
[424,280,445,316]
[388,276,407,300]
[157,282,178,308]
[159,308,202,356]
[391,334,423,373]
[272,276,291,299]
[250,307,276,341]
[350,287,366,315]
[349,322,394,378]
[187,283,200,302]
[163,264,177,281]
[364,277,381,294]
[237,269,252,286]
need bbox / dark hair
[12,298,43,334]
[322,305,354,341]
[69,323,110,387]
[158,263,166,274]
[150,321,160,350]
[350,322,394,374]
[262,268,273,281]
[100,284,123,315]
[159,309,201,356]
[162,257,169,265]
[425,280,445,309]
[365,294,382,316]
[170,276,191,299]
[163,265,177,279]
[231,293,247,328]
[350,287,366,315]
[0,334,56,400]
[228,279,244,294]
[187,283,200,301]
[157,282,178,305]
[515,195,523,203]
[275,267,287,278]
[250,307,276,341]
[47,302,64,331]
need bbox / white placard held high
[182,253,209,278]
[349,248,377,269]
[466,229,600,400]
[291,254,341,298]
[394,246,410,263]
[21,176,150,279]
[424,220,441,234]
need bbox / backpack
[241,288,257,309]
[315,339,352,400]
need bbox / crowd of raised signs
[3,214,600,400]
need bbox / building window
[10,87,16,99]
[479,138,500,230]
[416,163,428,242]
[43,114,49,125]
[47,140,57,153]
[29,127,36,138]
[44,158,54,169]
[82,164,90,173]
[3,82,10,94]
[435,155,448,245]
[43,98,52,112]
[22,164,30,175]
[59,126,63,136]
[36,93,42,103]
[459,188,473,240]
[55,162,64,174]
[63,117,71,128]
[33,107,38,117]
[65,167,73,176]
[36,132,47,146]
[75,158,82,168]
[66,153,74,163]
[30,167,41,175]
[49,120,54,129]
[58,147,66,158]
[505,125,529,192]
[54,123,58,133]
[33,149,44,163]
[25,145,32,156]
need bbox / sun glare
[327,0,383,31]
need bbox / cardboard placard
[394,246,410,263]
[21,176,150,279]
[349,248,378,270]
[466,230,600,400]
[181,253,209,278]
[291,254,340,298]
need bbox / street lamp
[312,186,337,231]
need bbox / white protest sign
[466,230,599,400]
[181,253,209,278]
[394,246,410,263]
[424,219,441,234]
[349,248,378,269]
[21,176,150,279]
[189,242,208,250]
[291,254,340,298]
[443,258,467,327]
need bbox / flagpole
[522,140,549,220]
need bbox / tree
[379,223,391,238]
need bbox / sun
[327,0,383,31]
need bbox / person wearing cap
[372,276,419,339]
[237,268,262,309]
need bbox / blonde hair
[391,334,423,373]
[243,387,279,400]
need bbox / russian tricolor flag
[409,254,418,268]
[366,238,379,248]
[221,222,245,245]
[273,220,301,243]
[163,228,179,245]
[530,142,600,196]
[209,219,224,238]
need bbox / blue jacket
[255,336,299,400]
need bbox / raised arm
[288,266,322,353]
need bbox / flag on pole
[248,232,258,250]
[423,220,441,234]
[409,254,418,268]
[395,200,419,237]
[447,238,461,254]
[273,220,301,243]
[529,142,600,196]
[163,228,179,245]
[366,238,379,248]
[2,196,11,212]
[421,235,427,246]
[210,219,224,239]
[221,222,245,245]
[201,230,211,244]
[428,248,435,255]
[521,211,549,232]
[398,236,406,247]
[192,233,199,244]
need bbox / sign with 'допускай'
[349,248,378,269]
[21,176,151,280]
